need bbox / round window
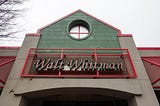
[68,20,91,40]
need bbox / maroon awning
[142,57,160,89]
[0,57,15,88]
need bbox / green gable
[37,10,121,48]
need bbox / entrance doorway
[22,87,131,106]
[43,100,128,106]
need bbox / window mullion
[78,25,80,39]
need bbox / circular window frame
[67,19,92,40]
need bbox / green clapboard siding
[37,11,121,49]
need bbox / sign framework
[21,48,136,78]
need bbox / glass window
[69,25,89,39]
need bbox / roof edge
[0,46,21,49]
[118,34,132,37]
[26,33,41,36]
[36,9,122,35]
[37,10,82,34]
[137,47,160,50]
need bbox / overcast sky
[0,0,160,47]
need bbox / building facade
[0,10,160,106]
